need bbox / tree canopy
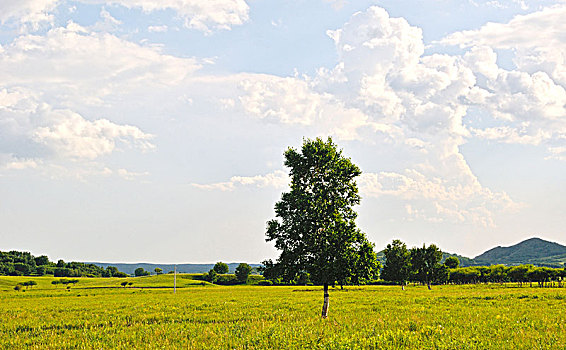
[381,239,411,289]
[213,262,229,274]
[264,137,378,317]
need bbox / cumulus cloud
[0,0,58,29]
[229,6,525,226]
[441,5,566,87]
[32,110,154,160]
[0,88,153,171]
[239,76,386,141]
[441,7,566,158]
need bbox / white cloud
[148,25,168,33]
[440,6,566,50]
[358,171,519,227]
[441,8,566,157]
[0,0,249,33]
[0,22,201,106]
[239,76,381,141]
[0,0,58,29]
[5,158,39,170]
[117,168,149,180]
[0,88,153,169]
[81,0,250,33]
[32,110,154,160]
[191,170,289,191]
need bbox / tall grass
[1,276,565,349]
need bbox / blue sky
[0,0,565,263]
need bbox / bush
[215,275,238,285]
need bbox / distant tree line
[0,251,127,277]
[449,265,566,287]
[380,240,566,288]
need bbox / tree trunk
[427,280,431,290]
[401,284,405,291]
[321,283,329,318]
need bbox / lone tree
[213,262,229,274]
[154,268,163,275]
[264,137,378,318]
[382,240,411,290]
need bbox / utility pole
[174,265,177,294]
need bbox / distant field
[1,276,565,349]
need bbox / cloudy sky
[1,0,564,263]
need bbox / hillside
[473,237,566,267]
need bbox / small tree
[382,240,411,290]
[444,256,460,269]
[154,268,163,275]
[134,267,149,277]
[121,281,128,288]
[235,263,252,283]
[213,262,229,274]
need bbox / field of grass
[1,275,565,349]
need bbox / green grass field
[1,275,565,349]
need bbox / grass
[1,275,565,349]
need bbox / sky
[0,0,565,263]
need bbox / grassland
[1,275,565,349]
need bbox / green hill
[473,237,566,267]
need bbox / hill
[85,262,262,275]
[473,237,566,267]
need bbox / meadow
[1,275,565,349]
